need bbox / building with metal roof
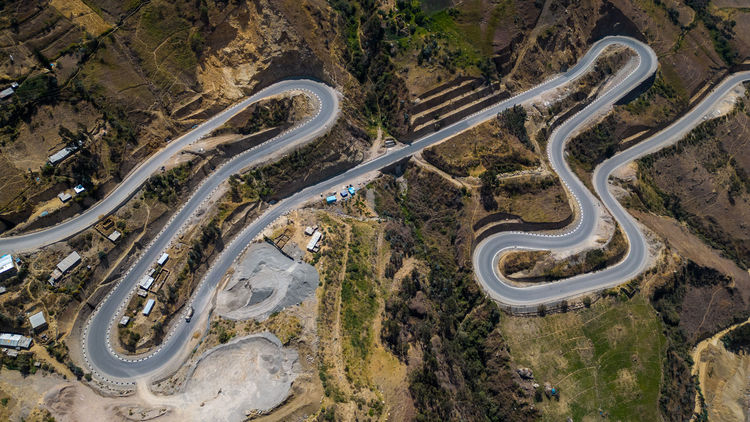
[142,299,155,316]
[56,251,81,273]
[0,333,32,349]
[157,253,169,266]
[48,146,77,165]
[0,254,17,281]
[58,192,72,203]
[139,275,154,291]
[29,311,47,332]
[108,230,121,242]
[0,87,14,99]
[307,230,323,252]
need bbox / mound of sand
[216,242,318,320]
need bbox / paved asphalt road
[474,71,750,308]
[2,35,741,382]
[0,80,339,253]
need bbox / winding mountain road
[1,35,745,383]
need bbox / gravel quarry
[216,242,318,321]
[40,333,298,422]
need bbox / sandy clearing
[691,320,750,421]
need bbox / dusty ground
[633,211,750,288]
[216,242,318,321]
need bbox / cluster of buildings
[326,185,357,204]
[130,253,170,317]
[0,247,81,355]
[305,225,324,252]
[0,252,46,353]
[0,254,40,353]
[57,184,86,204]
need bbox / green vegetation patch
[501,295,665,421]
[340,221,379,386]
[721,323,750,354]
[143,162,193,205]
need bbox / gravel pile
[216,242,318,320]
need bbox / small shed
[119,316,130,326]
[73,184,85,194]
[326,195,336,204]
[29,311,47,332]
[108,230,121,242]
[58,192,72,203]
[348,186,356,196]
[157,253,169,266]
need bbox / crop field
[501,295,665,421]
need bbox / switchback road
[3,36,744,382]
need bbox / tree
[560,300,569,313]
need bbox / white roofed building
[0,254,17,281]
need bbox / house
[326,195,337,204]
[157,253,169,266]
[29,311,47,332]
[73,184,85,194]
[58,192,72,203]
[304,226,314,236]
[142,299,155,316]
[348,186,356,196]
[307,230,323,252]
[384,138,396,148]
[340,190,348,198]
[0,254,17,281]
[119,316,130,326]
[0,333,32,349]
[56,251,81,273]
